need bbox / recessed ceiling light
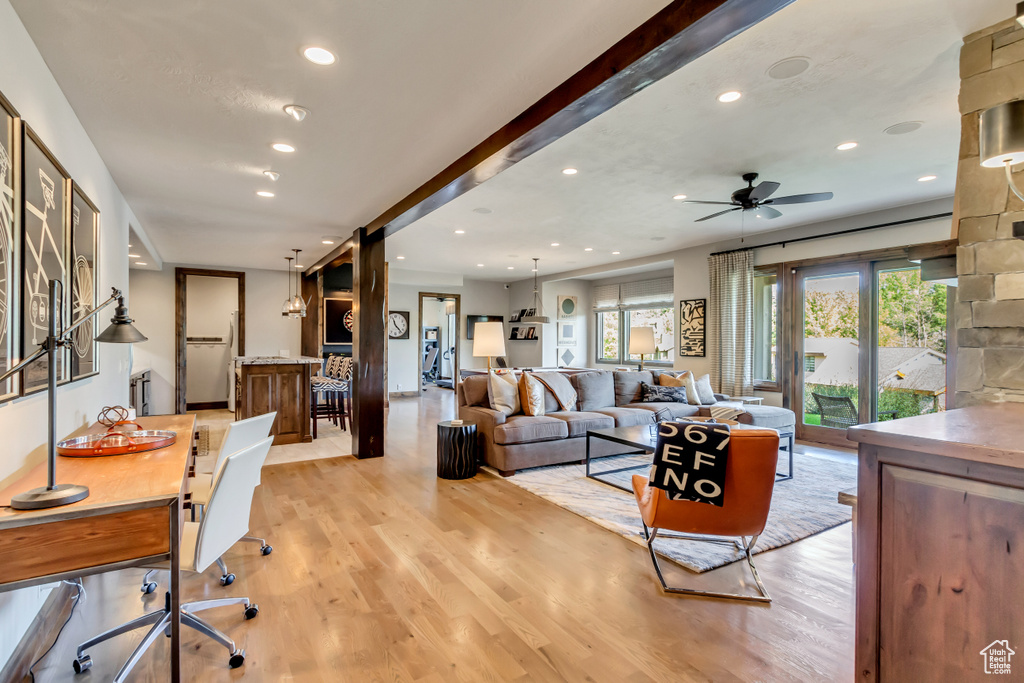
[128,253,140,258]
[454,230,465,234]
[507,266,515,270]
[767,57,811,80]
[918,175,937,182]
[885,121,923,135]
[283,105,309,122]
[272,143,295,153]
[477,263,485,267]
[612,251,621,255]
[836,142,858,151]
[397,255,406,260]
[718,91,742,103]
[128,243,133,248]
[256,191,275,198]
[584,247,593,252]
[562,168,578,175]
[673,194,687,200]
[263,170,280,181]
[532,268,538,272]
[135,262,148,266]
[550,243,560,247]
[302,46,336,65]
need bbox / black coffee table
[586,423,796,493]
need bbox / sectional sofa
[457,369,795,476]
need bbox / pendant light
[521,258,550,324]
[282,256,295,316]
[291,249,307,317]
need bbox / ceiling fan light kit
[683,172,834,222]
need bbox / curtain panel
[707,250,754,396]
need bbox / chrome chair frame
[641,523,771,603]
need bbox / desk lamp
[629,327,656,370]
[473,322,506,372]
[2,282,147,510]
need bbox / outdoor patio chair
[811,392,896,428]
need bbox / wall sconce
[980,99,1024,201]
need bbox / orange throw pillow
[660,371,701,405]
[518,372,546,416]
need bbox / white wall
[0,0,143,665]
[541,278,591,368]
[129,264,302,415]
[184,275,237,404]
[387,277,508,393]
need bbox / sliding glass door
[792,259,949,445]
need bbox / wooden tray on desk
[57,430,177,457]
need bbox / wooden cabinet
[849,404,1024,682]
[236,362,311,445]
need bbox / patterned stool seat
[311,375,348,392]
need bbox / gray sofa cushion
[592,406,655,427]
[461,375,490,407]
[626,402,701,420]
[571,371,615,411]
[493,415,568,445]
[613,371,654,406]
[715,402,796,430]
[547,411,615,438]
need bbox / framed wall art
[0,91,20,401]
[557,295,577,320]
[557,321,576,347]
[22,124,70,394]
[324,297,353,345]
[70,183,99,380]
[679,298,706,357]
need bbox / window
[594,278,674,365]
[753,269,779,389]
[805,355,816,373]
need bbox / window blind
[620,277,674,307]
[592,284,620,311]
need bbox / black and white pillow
[640,382,688,403]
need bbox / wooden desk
[0,413,196,682]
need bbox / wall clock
[388,310,410,339]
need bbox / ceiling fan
[683,172,834,222]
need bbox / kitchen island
[235,356,322,445]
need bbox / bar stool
[310,356,347,438]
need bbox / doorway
[175,268,245,414]
[418,292,460,391]
[791,259,949,446]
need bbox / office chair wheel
[260,544,272,555]
[228,649,246,668]
[141,581,158,594]
[73,655,93,673]
[220,573,235,586]
[244,604,260,620]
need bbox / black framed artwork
[22,125,69,394]
[70,183,99,380]
[324,297,353,345]
[0,91,20,401]
[679,298,706,357]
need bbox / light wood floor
[31,388,855,681]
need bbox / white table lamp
[629,327,656,370]
[473,322,506,372]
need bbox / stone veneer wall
[956,18,1024,406]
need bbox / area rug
[499,450,855,572]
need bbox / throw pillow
[661,370,701,405]
[640,382,688,403]
[695,374,718,405]
[487,371,520,416]
[533,372,578,411]
[518,372,546,416]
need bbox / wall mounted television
[466,315,503,340]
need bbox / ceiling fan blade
[765,192,834,205]
[749,181,781,202]
[695,207,742,222]
[755,206,783,220]
[682,200,737,206]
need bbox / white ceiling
[387,0,1011,282]
[11,0,673,269]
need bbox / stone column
[955,18,1024,406]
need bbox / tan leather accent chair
[631,428,780,602]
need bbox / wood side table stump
[437,421,478,479]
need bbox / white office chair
[141,412,276,593]
[73,436,274,681]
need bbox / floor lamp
[629,327,656,371]
[3,282,147,510]
[473,322,506,372]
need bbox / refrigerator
[226,310,240,412]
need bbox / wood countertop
[846,403,1024,469]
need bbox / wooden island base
[235,356,320,445]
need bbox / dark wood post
[351,226,386,458]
